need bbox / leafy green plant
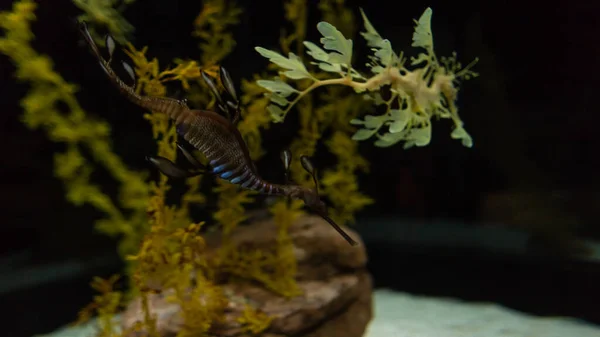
[73,0,136,46]
[256,7,478,149]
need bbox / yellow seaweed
[74,275,125,337]
[237,304,274,335]
[0,0,150,261]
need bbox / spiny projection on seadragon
[78,21,358,246]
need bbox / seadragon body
[78,21,357,246]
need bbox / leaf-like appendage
[372,92,386,106]
[388,109,410,133]
[408,124,432,147]
[360,8,397,71]
[283,69,310,79]
[412,7,433,51]
[317,62,343,74]
[350,113,387,142]
[374,131,406,147]
[350,114,386,129]
[256,79,298,98]
[255,47,313,80]
[372,119,433,148]
[267,105,286,122]
[451,126,473,147]
[351,128,377,141]
[410,53,430,66]
[268,93,288,106]
[316,22,353,66]
[359,8,383,48]
[304,41,329,62]
[374,40,393,67]
[369,64,384,74]
[304,41,345,76]
[363,115,385,129]
[255,47,295,69]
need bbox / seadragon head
[280,150,358,246]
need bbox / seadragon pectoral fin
[146,156,206,179]
[176,142,208,171]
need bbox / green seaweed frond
[317,0,356,38]
[320,131,373,224]
[73,0,135,46]
[279,0,308,55]
[237,73,274,160]
[182,0,242,108]
[193,0,243,66]
[237,304,274,335]
[0,0,151,260]
[255,7,479,149]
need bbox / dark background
[1,0,600,336]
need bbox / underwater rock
[121,214,372,337]
[205,214,368,281]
